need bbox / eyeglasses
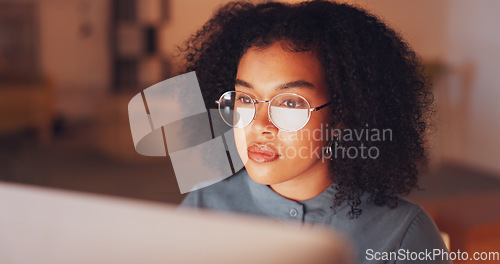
[215,91,331,132]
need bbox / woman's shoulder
[355,194,429,221]
[344,196,449,263]
[179,169,253,210]
[356,196,438,239]
[394,198,448,251]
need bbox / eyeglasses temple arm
[311,101,332,112]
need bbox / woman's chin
[248,174,278,185]
[245,165,286,186]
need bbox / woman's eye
[283,99,302,108]
[237,96,252,104]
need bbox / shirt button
[289,208,298,217]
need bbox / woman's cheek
[233,128,248,165]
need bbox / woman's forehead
[237,42,326,84]
[235,42,328,98]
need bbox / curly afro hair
[180,0,432,219]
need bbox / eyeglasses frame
[215,90,332,132]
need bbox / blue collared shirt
[181,169,451,264]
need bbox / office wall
[444,0,500,174]
[352,0,500,175]
[38,0,249,121]
[159,0,250,67]
[39,0,111,121]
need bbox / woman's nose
[252,103,279,135]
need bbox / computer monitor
[0,182,353,264]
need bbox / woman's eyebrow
[235,79,315,89]
[235,79,253,88]
[276,80,314,89]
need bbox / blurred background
[0,0,499,261]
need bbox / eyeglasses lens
[219,91,254,128]
[269,94,310,131]
[218,91,311,131]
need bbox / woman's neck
[269,163,332,201]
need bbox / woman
[180,1,450,263]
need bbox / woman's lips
[247,144,280,163]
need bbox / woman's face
[234,41,332,199]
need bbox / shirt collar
[242,170,337,222]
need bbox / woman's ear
[330,121,345,132]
